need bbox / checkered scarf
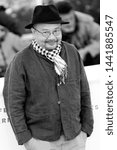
[32,40,67,84]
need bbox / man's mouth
[46,40,57,46]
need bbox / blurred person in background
[0,25,7,77]
[3,5,93,150]
[8,5,34,34]
[6,0,37,34]
[0,5,30,77]
[55,1,100,66]
[0,5,23,36]
[0,24,23,77]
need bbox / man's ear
[31,28,35,33]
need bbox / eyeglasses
[33,27,61,38]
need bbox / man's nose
[48,32,56,39]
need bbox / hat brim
[25,20,69,29]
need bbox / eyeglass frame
[32,26,62,38]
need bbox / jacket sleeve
[3,55,32,145]
[78,52,94,136]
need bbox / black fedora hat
[25,5,69,29]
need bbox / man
[56,1,100,66]
[3,5,93,150]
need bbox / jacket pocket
[65,78,81,108]
[26,110,49,125]
[26,111,60,131]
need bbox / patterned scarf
[32,40,67,84]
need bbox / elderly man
[56,1,100,66]
[3,5,93,150]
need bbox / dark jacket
[3,41,93,145]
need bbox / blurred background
[0,0,100,34]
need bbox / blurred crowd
[66,0,100,25]
[0,0,100,77]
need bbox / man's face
[60,10,76,33]
[32,23,62,51]
[0,25,7,40]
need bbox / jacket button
[57,82,62,86]
[58,101,61,104]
